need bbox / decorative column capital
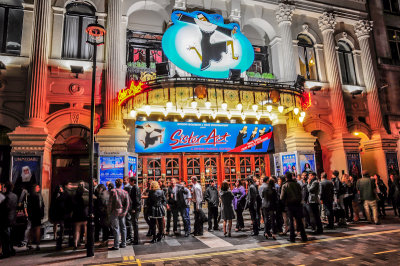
[173,0,186,10]
[354,20,373,40]
[318,12,336,33]
[276,3,295,25]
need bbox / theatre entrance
[138,153,270,188]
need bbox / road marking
[194,231,234,248]
[93,228,400,266]
[165,238,181,246]
[374,249,398,255]
[329,256,353,262]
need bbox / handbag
[199,209,208,223]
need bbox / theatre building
[0,0,399,215]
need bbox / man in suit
[246,176,259,236]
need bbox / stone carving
[276,3,295,24]
[69,83,84,96]
[229,8,241,23]
[354,20,373,39]
[302,24,309,33]
[342,32,348,39]
[71,112,80,124]
[318,12,336,32]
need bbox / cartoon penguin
[178,12,238,70]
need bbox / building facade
[0,0,398,216]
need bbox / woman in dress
[147,181,167,243]
[220,181,235,237]
[232,179,246,231]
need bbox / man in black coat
[307,172,323,234]
[0,182,18,258]
[280,172,308,242]
[246,176,259,236]
[204,179,219,231]
[128,177,141,245]
[320,172,335,229]
[168,178,189,236]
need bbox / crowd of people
[1,170,400,258]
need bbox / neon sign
[162,11,254,79]
[117,80,150,106]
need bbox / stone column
[318,12,348,135]
[354,20,384,135]
[275,3,296,82]
[96,0,129,152]
[284,113,316,152]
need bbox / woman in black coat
[49,185,70,249]
[220,181,235,237]
[27,184,44,251]
[72,183,89,249]
[147,181,166,243]
[261,178,278,240]
[94,184,110,245]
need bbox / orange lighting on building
[301,91,312,110]
[117,80,150,106]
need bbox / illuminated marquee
[117,80,150,106]
[162,11,254,79]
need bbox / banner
[282,154,297,175]
[386,152,399,176]
[99,156,125,186]
[128,156,137,178]
[299,154,315,173]
[135,121,273,153]
[12,156,41,189]
[346,153,362,179]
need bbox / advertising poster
[99,156,124,186]
[282,154,297,175]
[128,156,137,178]
[386,152,399,176]
[299,154,316,173]
[12,156,41,188]
[346,153,362,179]
[135,121,273,153]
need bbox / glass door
[204,156,218,187]
[223,157,237,188]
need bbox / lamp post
[86,19,105,257]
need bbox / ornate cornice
[354,20,373,40]
[276,3,295,24]
[318,12,337,33]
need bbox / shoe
[208,228,214,232]
[150,237,157,243]
[119,244,126,248]
[302,237,309,242]
[132,240,139,245]
[264,233,269,240]
[375,222,381,225]
[235,228,239,232]
[109,247,119,251]
[287,238,295,243]
[224,232,227,237]
[194,233,203,236]
[249,233,259,236]
[228,232,231,237]
[35,246,40,251]
[0,254,10,259]
[214,228,219,231]
[184,232,189,237]
[27,245,33,250]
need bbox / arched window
[0,0,24,55]
[297,34,318,80]
[338,41,357,85]
[62,2,96,60]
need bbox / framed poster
[299,154,316,173]
[346,152,362,179]
[99,156,125,186]
[128,156,137,179]
[282,154,297,175]
[386,152,399,176]
[12,156,41,190]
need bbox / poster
[128,156,137,179]
[386,152,399,176]
[135,121,273,153]
[12,156,41,189]
[346,153,362,179]
[299,154,316,173]
[99,156,124,186]
[282,154,297,175]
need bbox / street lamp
[86,18,105,258]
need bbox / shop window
[247,46,269,74]
[388,27,400,64]
[297,34,318,80]
[383,0,400,13]
[0,1,23,55]
[62,2,96,60]
[338,41,357,85]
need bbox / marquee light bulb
[294,107,299,115]
[237,102,243,111]
[278,105,284,113]
[196,110,201,119]
[180,108,185,118]
[205,101,212,109]
[166,101,173,109]
[271,114,277,120]
[256,113,261,121]
[299,116,304,123]
[300,111,306,117]
[129,110,137,118]
[241,113,246,120]
[252,104,258,112]
[144,105,151,116]
[163,108,169,117]
[211,111,217,119]
[191,100,198,109]
[221,102,228,110]
[267,105,272,112]
[227,112,232,120]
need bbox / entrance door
[223,157,237,188]
[165,157,181,182]
[239,156,252,180]
[185,156,201,183]
[146,158,162,181]
[204,156,218,186]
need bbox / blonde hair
[150,181,160,190]
[341,174,350,185]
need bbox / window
[248,46,269,74]
[382,0,400,13]
[62,2,96,60]
[338,41,357,85]
[297,34,318,80]
[388,28,400,64]
[0,1,23,55]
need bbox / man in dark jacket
[168,178,189,236]
[332,170,346,225]
[280,172,308,242]
[128,177,141,244]
[319,172,334,229]
[300,172,311,229]
[307,172,323,234]
[123,176,133,243]
[0,182,18,258]
[246,176,259,236]
[356,172,379,224]
[204,179,219,231]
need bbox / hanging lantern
[270,90,280,103]
[194,85,207,99]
